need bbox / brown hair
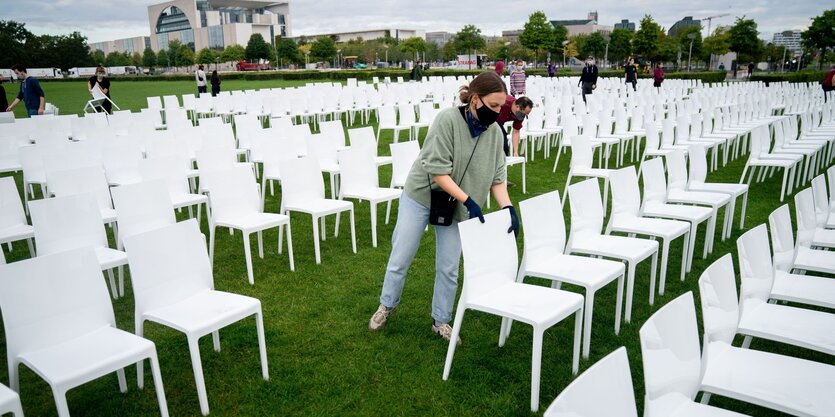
[95,65,106,74]
[458,71,507,104]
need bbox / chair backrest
[665,150,688,191]
[458,210,517,301]
[348,127,378,154]
[202,165,261,221]
[643,122,660,151]
[196,147,238,175]
[124,219,212,315]
[47,166,114,213]
[0,248,116,363]
[338,146,379,194]
[379,106,396,125]
[810,174,830,227]
[519,191,568,256]
[280,157,326,206]
[568,178,605,243]
[102,143,143,182]
[570,134,594,170]
[319,120,347,148]
[697,254,740,345]
[794,187,819,248]
[687,144,709,184]
[111,180,176,246]
[827,166,835,207]
[736,224,777,302]
[543,347,638,417]
[608,166,642,220]
[390,141,420,188]
[639,292,702,404]
[0,177,27,230]
[139,156,192,197]
[767,204,795,272]
[29,193,107,256]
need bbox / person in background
[624,58,638,91]
[5,64,44,117]
[494,60,505,76]
[653,63,665,89]
[547,62,556,78]
[195,64,207,95]
[747,62,755,79]
[410,61,424,81]
[823,65,835,103]
[211,70,221,97]
[496,95,533,158]
[0,75,8,113]
[368,72,518,345]
[718,62,726,71]
[87,65,112,114]
[579,56,598,103]
[509,60,526,96]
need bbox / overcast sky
[5,0,830,44]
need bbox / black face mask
[474,96,500,126]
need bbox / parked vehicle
[236,60,270,71]
[69,67,98,78]
[26,68,63,78]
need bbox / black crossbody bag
[428,137,481,226]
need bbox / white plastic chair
[46,165,118,226]
[739,125,797,201]
[376,106,410,142]
[103,143,144,186]
[515,191,625,358]
[204,165,294,284]
[688,144,749,230]
[0,177,34,258]
[768,204,835,275]
[608,166,691,293]
[139,156,208,224]
[699,254,835,357]
[29,194,128,299]
[737,224,835,310]
[280,157,356,265]
[111,180,176,250]
[567,178,659,323]
[0,248,169,417]
[337,147,401,248]
[811,174,835,228]
[389,141,420,188]
[666,150,733,241]
[0,382,23,416]
[442,210,584,412]
[348,126,392,166]
[562,134,611,211]
[640,292,835,417]
[795,187,835,249]
[124,219,268,416]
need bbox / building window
[145,37,151,50]
[208,26,224,49]
[180,29,195,50]
[157,32,169,50]
[157,6,192,34]
[123,39,133,53]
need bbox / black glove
[504,205,519,238]
[463,197,484,223]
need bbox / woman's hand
[463,197,484,223]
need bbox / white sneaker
[368,304,395,331]
[432,322,461,345]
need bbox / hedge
[750,71,827,83]
[39,69,727,84]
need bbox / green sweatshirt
[405,106,507,221]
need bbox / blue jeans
[380,193,461,324]
[26,108,38,117]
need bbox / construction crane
[702,13,730,36]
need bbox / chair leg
[561,174,573,208]
[187,336,210,416]
[614,272,624,335]
[243,232,254,285]
[658,240,669,296]
[312,216,321,264]
[209,226,216,267]
[681,232,690,281]
[106,269,118,300]
[739,192,748,229]
[118,265,125,297]
[370,203,378,248]
[255,312,270,380]
[349,209,357,253]
[52,388,71,417]
[572,308,582,375]
[212,331,220,352]
[257,231,264,259]
[624,262,636,323]
[530,329,544,412]
[441,307,466,380]
[582,290,595,359]
[136,320,146,388]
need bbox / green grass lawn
[1,80,831,416]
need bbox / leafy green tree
[570,34,588,59]
[548,24,569,61]
[441,37,458,61]
[104,51,130,66]
[220,44,245,63]
[179,44,195,67]
[310,36,337,62]
[91,50,106,65]
[633,15,663,61]
[196,48,217,65]
[582,32,606,60]
[276,38,301,65]
[657,35,679,64]
[608,28,633,63]
[453,24,485,68]
[398,37,427,60]
[0,20,32,68]
[142,47,156,68]
[519,11,554,65]
[801,9,835,69]
[729,17,762,63]
[167,39,183,66]
[701,26,731,63]
[245,33,270,61]
[156,49,169,68]
[131,52,143,67]
[675,26,702,68]
[54,32,94,70]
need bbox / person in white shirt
[195,65,207,94]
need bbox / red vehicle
[236,61,270,71]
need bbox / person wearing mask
[211,70,221,97]
[823,65,835,103]
[195,64,207,95]
[578,56,598,103]
[87,65,112,114]
[368,72,518,344]
[494,60,505,76]
[547,62,556,78]
[653,63,665,89]
[509,60,526,96]
[5,64,45,117]
[0,75,8,113]
[496,95,533,158]
[624,58,638,92]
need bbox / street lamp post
[602,33,610,69]
[687,33,696,72]
[781,47,787,73]
[305,52,310,68]
[384,44,389,65]
[562,40,569,67]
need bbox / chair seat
[506,156,525,166]
[0,223,34,244]
[645,149,674,157]
[792,246,835,275]
[768,271,835,309]
[107,172,143,186]
[688,182,747,197]
[610,216,690,239]
[342,187,401,203]
[748,157,796,167]
[468,282,583,327]
[651,392,748,417]
[0,160,22,173]
[171,192,208,210]
[667,190,730,208]
[375,156,392,166]
[285,198,353,217]
[802,227,835,249]
[101,207,118,224]
[701,341,835,417]
[144,289,261,336]
[0,383,21,413]
[214,212,289,233]
[94,246,129,270]
[525,252,624,290]
[739,298,835,356]
[571,235,658,262]
[572,167,610,178]
[19,325,155,388]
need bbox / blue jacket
[16,76,45,111]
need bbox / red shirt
[824,69,835,88]
[496,95,524,131]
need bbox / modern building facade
[89,36,151,55]
[147,0,291,52]
[426,31,454,47]
[551,11,612,37]
[613,19,635,32]
[668,16,701,37]
[293,28,423,43]
[772,30,803,52]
